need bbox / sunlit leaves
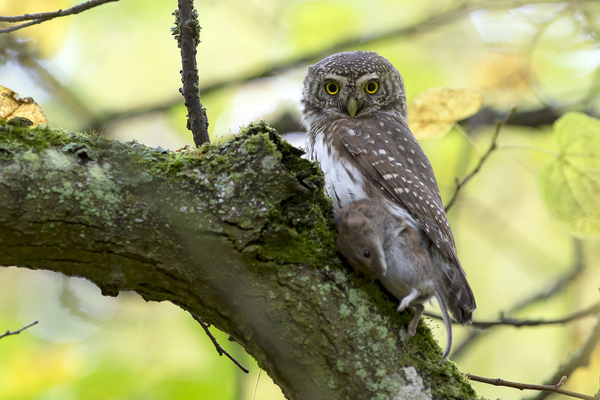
[407,88,482,140]
[538,112,600,237]
[0,86,48,127]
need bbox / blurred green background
[1,0,600,399]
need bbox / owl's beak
[346,97,358,118]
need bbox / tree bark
[0,121,479,400]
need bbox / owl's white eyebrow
[356,73,379,85]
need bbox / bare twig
[190,313,249,373]
[425,300,600,329]
[0,0,119,34]
[252,369,262,400]
[174,0,210,146]
[0,321,38,339]
[452,238,586,359]
[467,374,594,400]
[469,301,600,329]
[445,108,516,212]
[530,319,600,400]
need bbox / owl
[301,51,476,325]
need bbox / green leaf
[538,112,600,237]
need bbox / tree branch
[530,319,600,400]
[191,313,249,373]
[0,121,478,399]
[0,321,38,339]
[468,302,600,329]
[426,300,600,328]
[445,109,515,212]
[467,374,594,400]
[0,0,119,34]
[173,0,210,146]
[452,238,586,359]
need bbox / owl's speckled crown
[307,51,398,76]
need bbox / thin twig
[454,122,483,158]
[174,0,210,146]
[425,300,600,329]
[496,144,559,157]
[452,238,585,359]
[191,314,249,373]
[467,374,594,400]
[252,369,262,400]
[0,0,119,34]
[445,108,516,212]
[0,321,38,339]
[470,301,600,329]
[529,319,600,400]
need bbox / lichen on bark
[0,121,480,400]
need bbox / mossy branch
[0,121,478,400]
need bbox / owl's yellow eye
[325,82,339,95]
[365,80,379,94]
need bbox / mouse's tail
[434,289,453,364]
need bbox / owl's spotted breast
[319,114,457,265]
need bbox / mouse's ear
[337,210,368,230]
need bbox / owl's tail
[447,272,476,324]
[433,251,476,325]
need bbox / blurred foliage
[0,0,71,57]
[408,87,483,139]
[539,112,600,237]
[1,0,600,399]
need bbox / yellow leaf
[408,88,482,140]
[538,112,600,237]
[0,86,48,127]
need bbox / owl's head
[301,51,407,130]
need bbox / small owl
[301,51,476,325]
[335,198,453,362]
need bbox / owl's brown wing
[331,115,476,323]
[333,115,458,265]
